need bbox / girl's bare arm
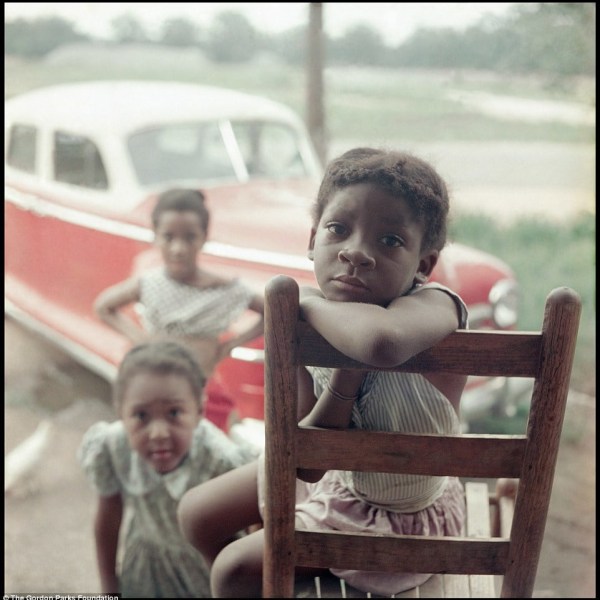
[297,367,366,482]
[300,287,460,367]
[93,277,147,344]
[94,493,123,594]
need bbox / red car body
[5,81,520,436]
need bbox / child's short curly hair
[151,188,209,233]
[313,148,449,253]
[114,341,206,410]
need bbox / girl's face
[154,210,207,283]
[119,371,202,474]
[309,183,438,306]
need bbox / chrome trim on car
[4,297,118,382]
[203,242,313,271]
[5,185,314,272]
[219,120,249,182]
[6,298,265,382]
[5,185,154,241]
[465,302,492,328]
[230,346,265,363]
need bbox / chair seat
[294,572,498,598]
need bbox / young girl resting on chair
[177,147,469,597]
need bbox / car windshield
[127,120,309,186]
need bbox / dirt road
[4,318,596,597]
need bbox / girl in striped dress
[178,147,468,597]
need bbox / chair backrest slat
[295,531,510,574]
[297,428,526,478]
[298,322,542,377]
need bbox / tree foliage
[328,24,390,66]
[159,18,200,47]
[4,3,595,77]
[204,11,260,63]
[269,26,307,65]
[5,17,86,57]
[393,3,595,76]
[110,13,148,44]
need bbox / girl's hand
[335,368,368,388]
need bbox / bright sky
[4,2,517,45]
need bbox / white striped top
[307,283,468,513]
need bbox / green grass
[449,211,595,395]
[5,55,595,144]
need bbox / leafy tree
[159,17,200,47]
[5,17,87,57]
[205,11,259,62]
[270,26,307,65]
[110,13,148,44]
[329,24,389,66]
[3,3,595,77]
[393,27,465,68]
[500,2,595,76]
[393,2,595,76]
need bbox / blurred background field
[5,53,595,144]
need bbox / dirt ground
[4,317,596,597]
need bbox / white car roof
[5,80,305,135]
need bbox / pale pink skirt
[258,459,465,596]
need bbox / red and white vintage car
[5,81,520,441]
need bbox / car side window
[7,124,37,173]
[232,122,306,178]
[128,122,236,185]
[53,131,109,190]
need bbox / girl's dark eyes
[160,233,199,243]
[133,408,183,422]
[381,234,404,248]
[325,224,404,248]
[326,223,347,236]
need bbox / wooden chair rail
[295,530,510,574]
[296,427,526,478]
[297,323,542,377]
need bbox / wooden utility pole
[306,2,327,166]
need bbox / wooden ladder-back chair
[263,275,581,598]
